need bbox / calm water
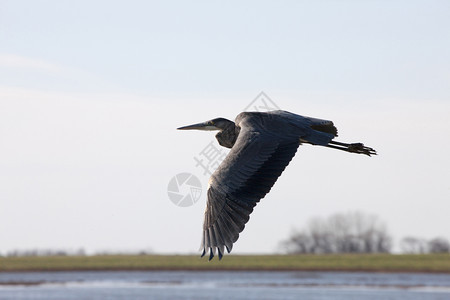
[1,270,450,300]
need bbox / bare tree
[281,231,314,254]
[400,237,428,254]
[281,211,392,254]
[428,237,450,253]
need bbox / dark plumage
[178,110,376,260]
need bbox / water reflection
[1,270,450,300]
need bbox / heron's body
[178,110,376,260]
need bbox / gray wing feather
[201,112,311,260]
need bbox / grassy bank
[1,254,449,273]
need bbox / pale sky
[0,0,449,255]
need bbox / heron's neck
[215,123,238,149]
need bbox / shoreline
[2,254,449,274]
[2,267,450,274]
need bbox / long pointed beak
[177,122,220,131]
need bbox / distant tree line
[282,211,450,254]
[281,212,392,254]
[400,236,450,254]
[3,212,449,256]
[2,248,154,257]
[5,248,86,257]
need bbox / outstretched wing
[201,112,318,260]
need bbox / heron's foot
[328,141,377,156]
[348,143,377,156]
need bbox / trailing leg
[327,140,377,156]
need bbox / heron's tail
[326,141,377,156]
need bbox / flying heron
[178,110,376,260]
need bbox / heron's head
[177,117,234,131]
